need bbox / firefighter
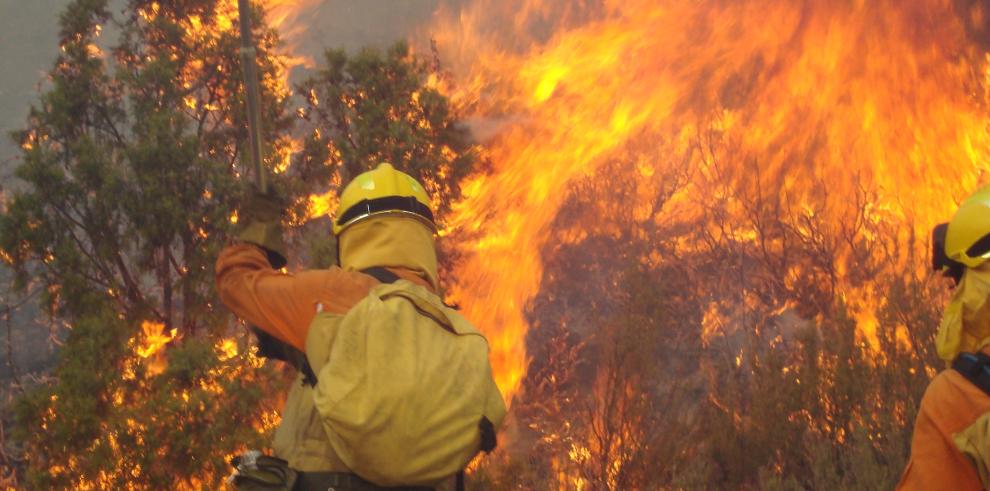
[898,184,990,490]
[216,163,448,491]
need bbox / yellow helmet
[945,184,990,268]
[333,163,436,235]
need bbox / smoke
[0,0,73,170]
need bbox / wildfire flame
[265,0,322,54]
[429,0,990,401]
[131,321,177,376]
[170,0,990,414]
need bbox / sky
[0,0,71,170]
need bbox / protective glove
[227,451,298,490]
[237,186,288,269]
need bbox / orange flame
[261,0,321,85]
[131,321,177,376]
[431,0,990,402]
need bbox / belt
[294,471,434,491]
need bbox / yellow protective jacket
[215,217,441,472]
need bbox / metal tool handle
[237,0,267,193]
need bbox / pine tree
[294,41,477,222]
[290,42,478,273]
[1,0,293,487]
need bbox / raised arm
[216,243,326,350]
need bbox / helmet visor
[336,196,436,233]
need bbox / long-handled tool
[237,0,268,193]
[236,0,305,373]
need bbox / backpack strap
[252,326,319,387]
[952,352,990,396]
[361,266,401,284]
[448,418,496,491]
[479,416,498,452]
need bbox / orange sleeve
[898,370,990,491]
[215,243,376,350]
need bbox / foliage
[11,306,277,489]
[0,0,293,487]
[294,41,477,221]
[289,41,478,279]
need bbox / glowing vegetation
[434,0,990,403]
[0,0,293,487]
[417,0,990,487]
